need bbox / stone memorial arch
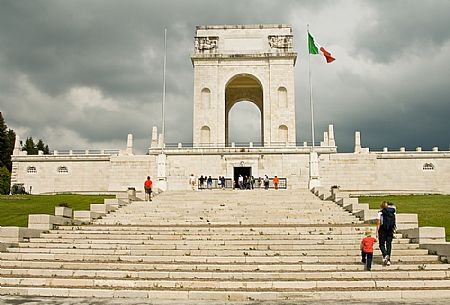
[191,25,297,147]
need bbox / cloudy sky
[1,0,449,153]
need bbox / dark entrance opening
[233,166,252,189]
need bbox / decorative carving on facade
[194,36,219,53]
[268,35,293,50]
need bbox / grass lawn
[0,194,114,227]
[358,195,450,242]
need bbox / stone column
[13,136,20,156]
[151,126,158,148]
[158,134,165,148]
[354,131,361,153]
[126,134,133,155]
[328,124,336,147]
[308,151,321,190]
[157,153,167,191]
[321,132,329,147]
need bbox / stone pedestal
[308,151,321,190]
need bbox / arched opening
[228,101,261,145]
[201,88,211,109]
[225,74,263,146]
[200,126,211,146]
[278,125,288,145]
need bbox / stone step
[27,237,412,245]
[2,188,445,301]
[35,233,399,241]
[0,252,439,263]
[96,217,360,222]
[2,261,447,272]
[57,225,373,232]
[42,230,378,236]
[2,277,450,291]
[17,242,420,250]
[5,247,430,257]
[2,268,448,281]
[2,286,450,300]
[51,228,373,235]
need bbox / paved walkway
[1,296,450,305]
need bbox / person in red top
[361,230,377,271]
[273,176,279,190]
[144,176,152,201]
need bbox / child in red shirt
[361,230,377,271]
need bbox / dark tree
[6,129,16,171]
[36,139,50,154]
[0,166,10,194]
[36,139,45,152]
[0,112,11,170]
[22,137,38,155]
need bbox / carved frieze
[194,36,219,53]
[268,35,293,50]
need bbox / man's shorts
[145,187,152,194]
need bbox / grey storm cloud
[0,0,449,153]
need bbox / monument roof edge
[196,24,292,30]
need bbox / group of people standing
[188,174,281,190]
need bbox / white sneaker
[383,256,388,266]
[386,260,391,266]
[386,255,391,266]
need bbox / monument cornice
[196,24,293,31]
[191,52,297,65]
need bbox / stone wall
[11,148,450,194]
[11,155,112,194]
[319,151,450,194]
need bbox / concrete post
[322,132,329,147]
[354,131,361,153]
[158,133,165,148]
[126,133,134,155]
[328,124,335,146]
[308,151,321,190]
[151,126,158,148]
[13,136,20,156]
[157,153,167,191]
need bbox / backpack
[381,207,396,232]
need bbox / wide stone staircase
[1,189,449,301]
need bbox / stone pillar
[321,132,329,147]
[328,124,336,146]
[126,134,133,155]
[308,151,321,190]
[354,131,361,153]
[151,126,158,148]
[158,134,165,148]
[13,136,20,156]
[157,153,167,191]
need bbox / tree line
[0,112,51,194]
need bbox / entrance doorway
[233,166,252,189]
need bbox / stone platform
[1,189,449,301]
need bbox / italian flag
[308,32,335,63]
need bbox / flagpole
[162,28,167,145]
[307,25,316,151]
